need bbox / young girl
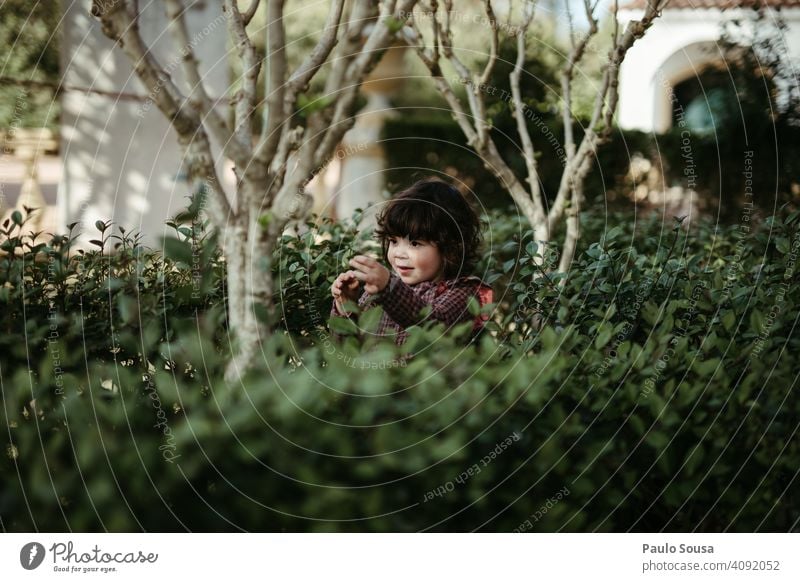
[330,179,492,345]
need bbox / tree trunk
[222,218,255,383]
[222,179,278,383]
[558,186,583,275]
[223,220,246,332]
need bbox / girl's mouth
[396,266,413,275]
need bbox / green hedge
[1,206,799,531]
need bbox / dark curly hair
[375,179,482,279]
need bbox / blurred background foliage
[0,0,60,130]
[2,2,796,218]
[383,7,800,219]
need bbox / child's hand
[331,271,361,313]
[349,255,391,295]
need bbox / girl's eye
[410,241,421,247]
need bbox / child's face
[387,236,444,285]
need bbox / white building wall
[58,1,231,244]
[617,8,800,133]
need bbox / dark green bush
[1,204,799,532]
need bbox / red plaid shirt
[331,274,493,344]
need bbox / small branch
[600,0,623,134]
[0,76,144,101]
[409,0,540,230]
[405,17,478,145]
[438,0,484,147]
[430,0,441,64]
[505,0,515,33]
[92,1,187,113]
[563,0,599,159]
[257,0,346,168]
[548,132,595,234]
[314,0,419,166]
[165,0,247,164]
[254,0,287,167]
[590,0,664,133]
[546,0,599,233]
[285,0,345,97]
[225,0,263,154]
[91,0,233,220]
[549,0,663,233]
[469,0,498,146]
[322,0,374,102]
[483,138,542,232]
[478,1,498,88]
[242,0,260,26]
[558,158,589,273]
[508,0,544,220]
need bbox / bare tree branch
[471,1,499,146]
[260,0,422,210]
[431,2,442,62]
[563,0,598,157]
[225,0,263,155]
[438,0,485,147]
[482,139,542,230]
[242,0,260,26]
[314,0,418,167]
[508,0,544,219]
[322,1,375,102]
[93,1,186,114]
[254,0,346,170]
[548,0,664,235]
[253,0,288,169]
[409,1,539,229]
[91,0,232,221]
[405,17,478,145]
[286,0,346,97]
[546,0,599,232]
[591,0,664,134]
[165,0,247,164]
[599,0,623,132]
[408,0,665,269]
[556,0,601,274]
[478,1,499,88]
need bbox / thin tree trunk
[224,185,273,383]
[223,220,247,334]
[558,184,583,274]
[224,234,269,383]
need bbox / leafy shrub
[1,205,799,532]
[0,205,225,380]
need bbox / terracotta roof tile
[624,0,800,10]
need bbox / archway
[653,40,726,132]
